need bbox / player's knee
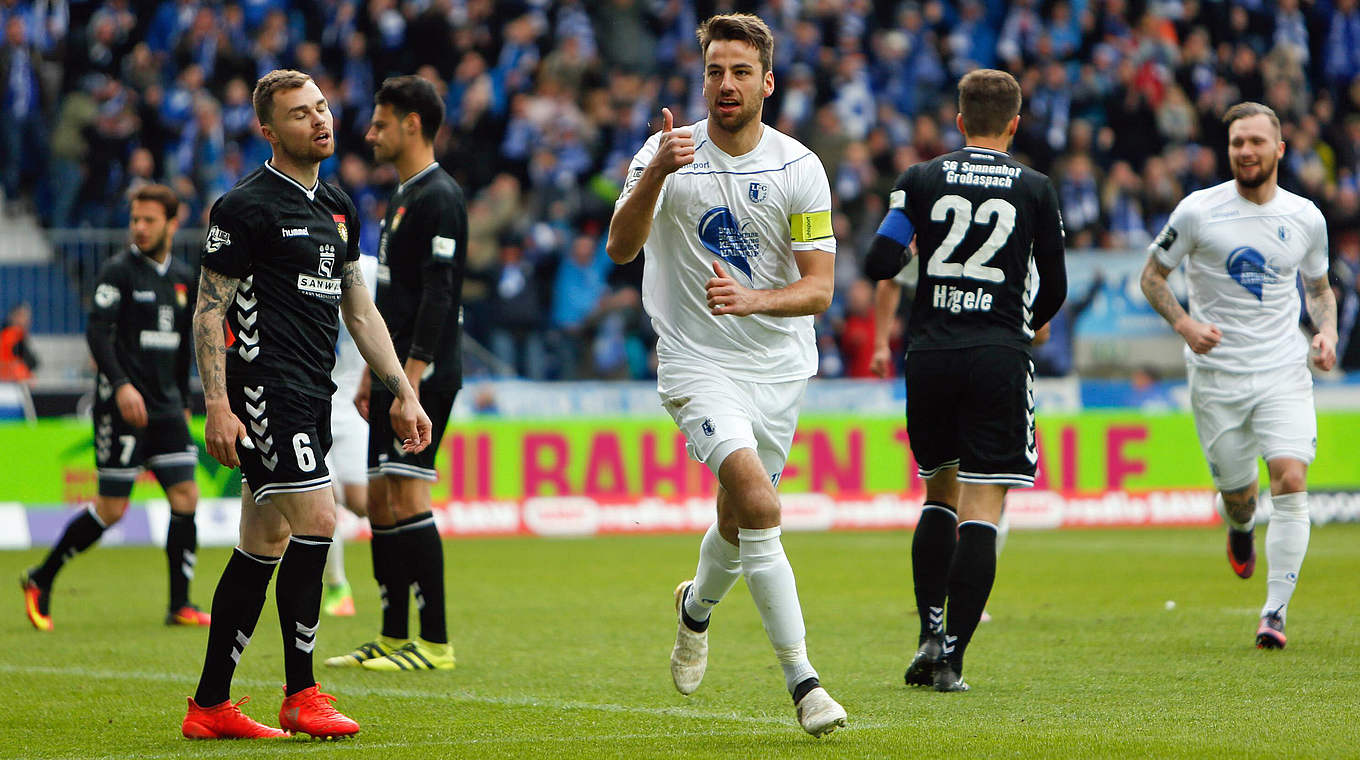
[93,497,129,526]
[1268,462,1307,495]
[166,481,199,513]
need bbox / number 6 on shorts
[293,432,316,472]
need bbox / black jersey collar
[397,162,440,195]
[962,146,1010,158]
[265,160,321,201]
[131,244,173,276]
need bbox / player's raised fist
[649,107,695,175]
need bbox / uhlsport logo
[1225,246,1279,301]
[698,207,761,282]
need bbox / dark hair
[129,183,180,220]
[958,69,1022,138]
[252,69,314,126]
[697,13,774,74]
[375,75,445,142]
[1223,101,1282,138]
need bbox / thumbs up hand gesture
[706,259,759,316]
[648,107,695,176]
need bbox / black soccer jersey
[87,247,196,418]
[375,162,467,391]
[201,162,361,398]
[891,147,1066,353]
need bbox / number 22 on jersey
[927,195,1016,283]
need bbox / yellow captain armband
[790,210,833,242]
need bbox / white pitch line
[0,663,868,731]
[53,729,806,760]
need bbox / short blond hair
[697,14,774,74]
[252,69,314,126]
[1223,101,1282,139]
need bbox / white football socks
[323,525,347,587]
[1263,491,1310,621]
[1215,493,1256,532]
[738,526,817,692]
[995,509,1010,559]
[684,521,741,624]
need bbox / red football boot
[182,696,291,739]
[279,685,360,739]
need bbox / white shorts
[326,393,369,486]
[657,363,806,483]
[1188,363,1317,492]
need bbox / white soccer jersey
[617,119,836,382]
[1151,181,1328,374]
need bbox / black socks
[31,509,106,589]
[912,502,957,644]
[194,548,279,707]
[276,535,331,696]
[943,521,998,676]
[396,512,447,645]
[166,510,198,610]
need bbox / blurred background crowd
[3,0,1360,382]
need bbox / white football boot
[795,686,847,737]
[670,580,708,695]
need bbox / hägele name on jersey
[932,284,994,314]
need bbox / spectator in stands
[0,303,38,383]
[1,15,46,213]
[488,234,547,379]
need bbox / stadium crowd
[3,0,1360,379]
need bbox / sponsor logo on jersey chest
[698,206,761,281]
[297,273,341,297]
[282,227,309,238]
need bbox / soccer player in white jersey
[321,252,378,616]
[1141,102,1336,649]
[605,13,846,737]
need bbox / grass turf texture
[3,525,1359,759]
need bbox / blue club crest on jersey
[699,206,760,281]
[749,182,769,203]
[1225,246,1277,301]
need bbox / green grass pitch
[3,525,1359,759]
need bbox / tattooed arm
[1140,256,1222,355]
[193,267,248,467]
[338,259,432,452]
[1304,275,1338,371]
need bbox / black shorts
[93,405,197,498]
[229,382,332,505]
[906,345,1036,488]
[366,385,457,481]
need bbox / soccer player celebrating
[326,74,466,673]
[1140,102,1334,649]
[864,69,1067,692]
[21,185,206,631]
[607,13,846,737]
[182,69,430,740]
